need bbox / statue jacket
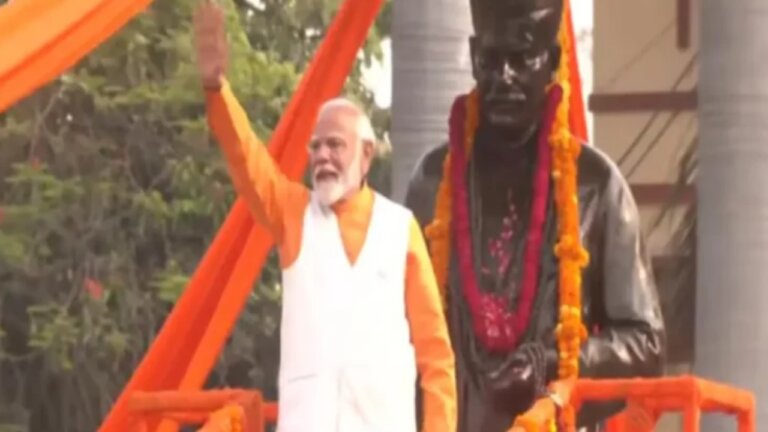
[405,142,666,431]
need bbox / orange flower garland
[424,144,452,306]
[425,2,589,430]
[424,90,479,306]
[547,4,590,427]
[200,403,243,432]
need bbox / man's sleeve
[404,217,457,432]
[205,80,308,244]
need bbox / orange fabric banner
[0,0,153,113]
[101,0,385,431]
[563,0,589,142]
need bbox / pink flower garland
[449,86,564,353]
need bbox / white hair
[318,97,376,146]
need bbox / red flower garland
[449,86,563,353]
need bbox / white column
[390,0,474,202]
[696,0,768,429]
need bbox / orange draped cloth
[0,0,153,113]
[563,0,589,143]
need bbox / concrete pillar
[696,0,768,429]
[390,0,474,202]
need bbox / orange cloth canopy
[0,0,153,113]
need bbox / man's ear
[362,140,376,176]
[362,139,376,165]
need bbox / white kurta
[277,192,418,432]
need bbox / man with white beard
[193,2,457,431]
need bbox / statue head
[469,0,563,140]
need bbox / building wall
[593,0,698,184]
[592,1,699,430]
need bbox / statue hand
[193,0,228,89]
[483,343,548,412]
[484,351,535,412]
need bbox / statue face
[469,1,562,136]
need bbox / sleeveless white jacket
[277,192,417,432]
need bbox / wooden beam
[630,183,695,206]
[589,90,697,113]
[677,0,691,49]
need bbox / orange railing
[512,375,756,432]
[127,375,755,432]
[128,389,277,432]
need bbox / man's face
[309,108,372,206]
[470,3,561,135]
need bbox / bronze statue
[404,0,666,429]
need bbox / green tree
[0,1,390,431]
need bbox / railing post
[738,405,756,432]
[682,405,701,432]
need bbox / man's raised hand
[193,0,228,90]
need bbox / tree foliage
[0,0,391,430]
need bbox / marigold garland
[549,7,590,427]
[424,1,589,429]
[201,403,243,432]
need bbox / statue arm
[404,144,447,228]
[579,173,666,379]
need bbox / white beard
[313,163,364,207]
[313,146,363,207]
[313,177,347,207]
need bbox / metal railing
[125,375,755,432]
[512,375,755,432]
[128,389,277,432]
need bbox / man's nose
[312,143,333,162]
